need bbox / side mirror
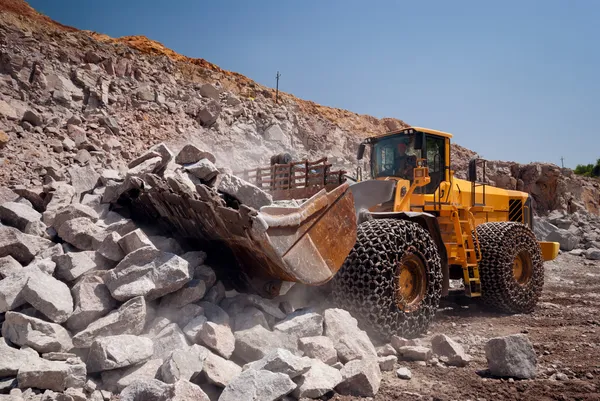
[468,158,477,182]
[357,143,366,160]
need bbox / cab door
[423,135,446,194]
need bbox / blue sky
[29,0,599,168]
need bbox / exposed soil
[333,253,600,401]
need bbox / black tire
[332,218,443,339]
[475,222,544,313]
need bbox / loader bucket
[254,183,358,285]
[114,174,357,297]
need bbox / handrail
[468,209,482,261]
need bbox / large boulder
[2,311,73,353]
[57,217,107,251]
[232,306,269,332]
[159,278,206,309]
[217,174,272,210]
[292,359,343,399]
[52,204,99,232]
[431,334,471,367]
[0,202,42,232]
[485,334,537,379]
[200,347,242,388]
[21,267,73,323]
[585,248,600,260]
[198,301,231,326]
[336,358,382,397]
[17,358,86,392]
[67,165,101,195]
[0,340,40,376]
[219,369,296,401]
[175,144,216,165]
[66,274,118,332]
[119,379,174,401]
[0,226,53,264]
[222,294,285,320]
[0,255,21,278]
[298,336,337,365]
[323,308,377,363]
[273,310,323,339]
[104,247,191,301]
[158,344,207,384]
[378,355,397,371]
[184,159,219,182]
[101,359,164,393]
[546,227,579,251]
[197,100,222,127]
[199,83,220,100]
[42,183,77,227]
[53,251,111,282]
[396,346,432,362]
[196,320,235,359]
[87,335,154,373]
[172,380,210,401]
[234,325,297,363]
[97,232,125,262]
[0,273,28,312]
[244,348,311,379]
[117,229,155,255]
[72,296,147,348]
[151,323,191,360]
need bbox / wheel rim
[513,250,533,285]
[396,253,427,312]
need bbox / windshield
[371,134,422,180]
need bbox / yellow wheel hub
[513,251,533,285]
[396,253,427,312]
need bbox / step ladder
[439,208,482,297]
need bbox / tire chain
[332,219,443,340]
[474,222,544,313]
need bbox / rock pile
[534,210,600,259]
[0,141,483,400]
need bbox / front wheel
[332,219,443,339]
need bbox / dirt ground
[332,253,600,401]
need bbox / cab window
[424,135,445,193]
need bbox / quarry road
[333,253,600,401]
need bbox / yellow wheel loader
[115,127,559,339]
[331,127,559,338]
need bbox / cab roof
[374,126,453,140]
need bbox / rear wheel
[475,222,544,313]
[332,219,443,339]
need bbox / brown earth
[334,252,600,401]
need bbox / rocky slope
[0,0,598,218]
[2,0,597,218]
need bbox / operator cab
[357,127,450,193]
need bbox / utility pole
[275,71,281,104]
[560,156,564,168]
